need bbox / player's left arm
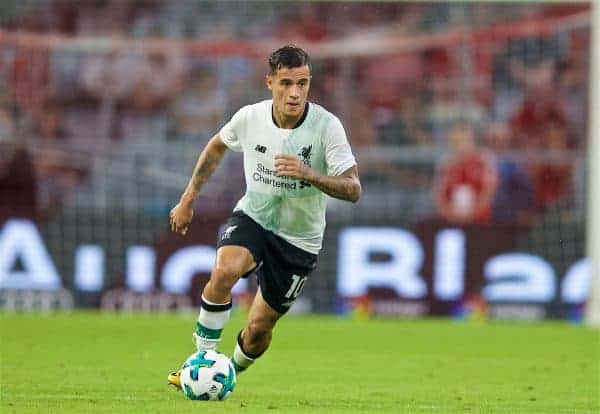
[274,156,361,203]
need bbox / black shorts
[216,211,318,314]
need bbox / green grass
[1,311,598,413]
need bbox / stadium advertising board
[0,218,246,312]
[335,222,589,321]
[0,218,589,320]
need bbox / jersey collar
[271,102,310,129]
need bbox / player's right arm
[170,134,228,235]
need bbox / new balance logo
[254,145,267,153]
[221,225,238,240]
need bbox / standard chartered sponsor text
[253,163,297,190]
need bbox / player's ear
[266,74,272,90]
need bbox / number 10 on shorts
[285,275,307,299]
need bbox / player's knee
[210,265,242,292]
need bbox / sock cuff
[237,330,265,360]
[201,295,232,312]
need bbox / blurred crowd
[0,1,590,227]
[3,1,578,39]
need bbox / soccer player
[167,45,361,386]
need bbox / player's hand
[169,201,194,235]
[274,154,315,181]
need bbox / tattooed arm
[170,134,228,235]
[308,165,362,202]
[274,155,361,203]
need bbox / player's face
[267,65,311,121]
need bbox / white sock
[231,343,255,373]
[230,330,264,373]
[194,295,231,351]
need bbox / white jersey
[219,100,356,254]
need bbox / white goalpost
[585,0,600,327]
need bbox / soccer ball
[180,350,236,401]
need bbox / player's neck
[272,103,308,130]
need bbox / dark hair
[268,45,311,75]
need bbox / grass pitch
[1,311,598,413]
